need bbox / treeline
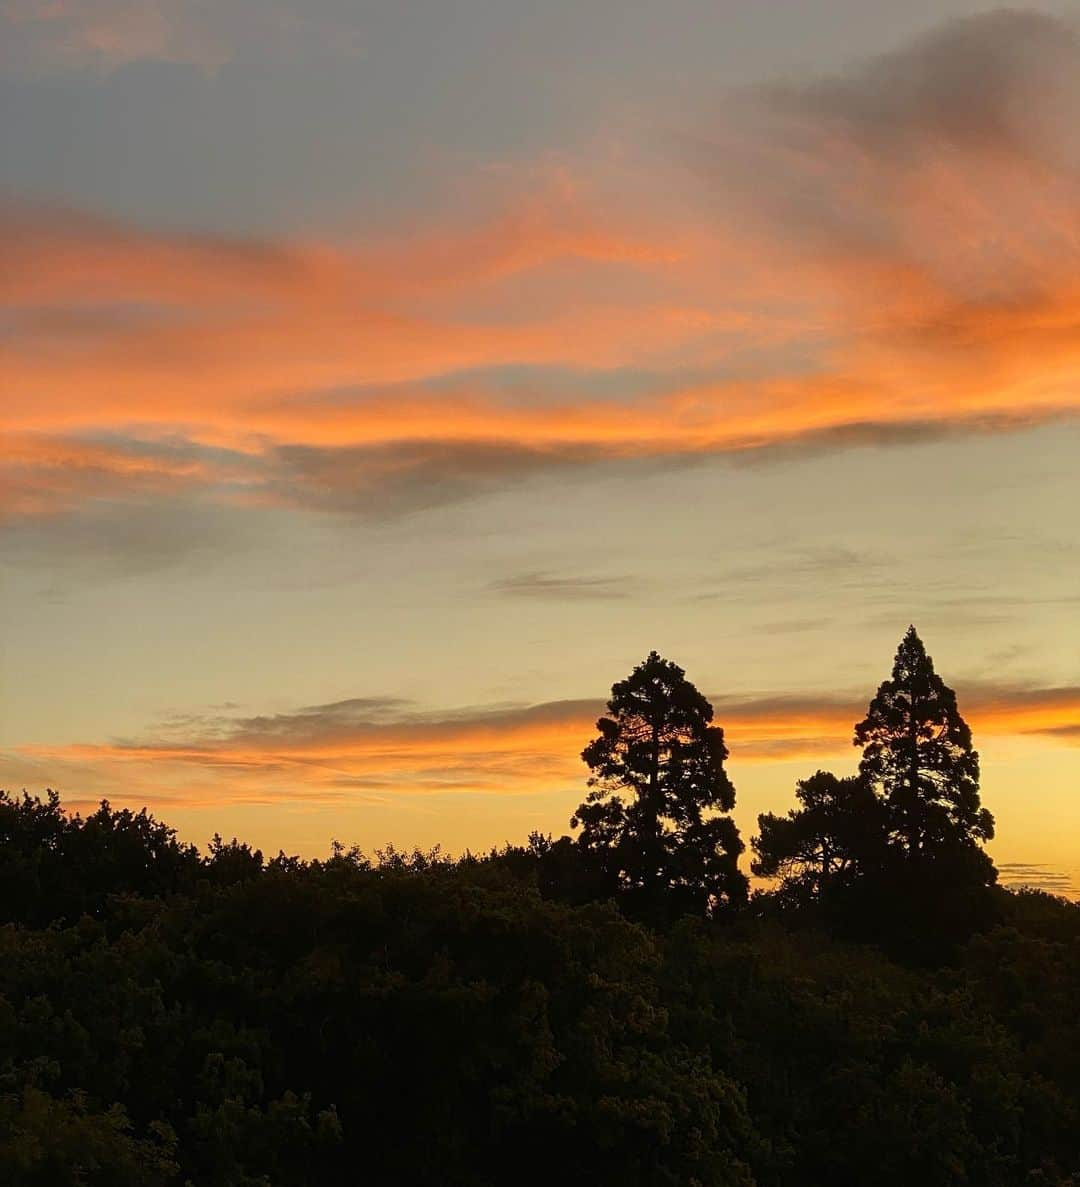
[569,627,1001,958]
[1,628,1078,1184]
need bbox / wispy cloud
[996,863,1077,896]
[488,571,636,600]
[260,440,606,517]
[9,679,1080,812]
[0,432,255,520]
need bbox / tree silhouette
[752,770,885,901]
[0,791,203,926]
[3,785,1079,1182]
[854,626,994,863]
[572,651,746,915]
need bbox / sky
[2,0,1078,897]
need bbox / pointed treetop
[902,624,925,649]
[891,625,936,680]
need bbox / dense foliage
[1,790,1077,1186]
[751,770,884,895]
[1,631,1076,1184]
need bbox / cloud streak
[10,679,1080,812]
[996,863,1077,896]
[488,571,636,600]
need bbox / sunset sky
[2,1,1078,895]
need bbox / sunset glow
[3,2,1078,896]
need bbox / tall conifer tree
[572,651,747,914]
[854,626,994,860]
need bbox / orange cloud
[3,193,1077,521]
[12,683,1080,812]
[0,432,253,518]
[5,11,1080,523]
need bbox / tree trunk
[644,718,661,894]
[908,688,920,856]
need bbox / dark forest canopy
[1,629,1078,1185]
